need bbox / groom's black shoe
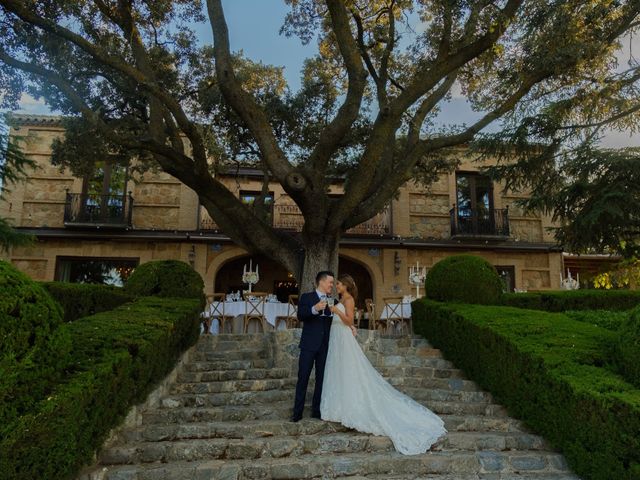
[311,411,321,419]
[290,413,303,423]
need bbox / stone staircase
[78,329,581,480]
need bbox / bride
[321,274,448,455]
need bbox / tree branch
[305,0,367,179]
[206,0,299,196]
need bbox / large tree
[1,0,639,288]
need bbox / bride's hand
[329,305,338,313]
[350,325,357,336]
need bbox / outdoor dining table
[200,300,291,334]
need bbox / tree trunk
[298,234,340,294]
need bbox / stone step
[376,365,466,380]
[364,346,444,358]
[170,376,481,395]
[149,398,508,423]
[177,368,291,383]
[159,386,492,409]
[191,350,273,362]
[182,362,463,381]
[182,358,275,371]
[170,377,298,394]
[371,355,456,369]
[170,377,481,394]
[198,333,274,343]
[92,450,576,479]
[99,430,550,465]
[123,415,525,443]
[343,474,580,480]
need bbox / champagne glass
[326,294,335,315]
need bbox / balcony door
[455,172,495,235]
[78,158,129,224]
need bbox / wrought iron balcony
[64,190,133,228]
[450,205,510,238]
[199,203,392,236]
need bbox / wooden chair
[276,294,299,330]
[365,298,377,331]
[381,296,410,336]
[243,292,268,333]
[203,293,233,334]
[353,308,364,329]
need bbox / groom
[291,270,335,422]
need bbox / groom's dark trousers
[293,291,332,418]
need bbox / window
[74,158,131,224]
[83,158,129,198]
[55,256,138,286]
[455,172,494,214]
[453,172,501,235]
[495,265,516,293]
[240,190,274,222]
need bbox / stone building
[1,114,569,312]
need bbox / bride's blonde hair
[337,274,358,303]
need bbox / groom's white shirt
[310,288,326,315]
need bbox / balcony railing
[64,190,133,228]
[199,203,392,236]
[450,205,509,238]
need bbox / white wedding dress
[320,302,448,455]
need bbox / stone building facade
[1,114,567,312]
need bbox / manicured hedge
[502,289,640,312]
[564,309,630,331]
[38,281,135,322]
[412,299,640,480]
[0,261,72,428]
[425,254,504,305]
[616,306,640,388]
[0,295,202,480]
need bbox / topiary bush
[425,254,504,305]
[0,260,72,426]
[615,305,640,387]
[124,259,205,308]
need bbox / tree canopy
[0,121,37,251]
[1,0,639,285]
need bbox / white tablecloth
[379,303,412,320]
[200,301,292,334]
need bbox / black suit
[292,290,332,418]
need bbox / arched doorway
[214,254,298,302]
[338,256,373,311]
[213,253,374,309]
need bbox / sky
[9,0,640,147]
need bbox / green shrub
[615,306,640,388]
[565,309,629,331]
[0,261,72,427]
[124,260,205,308]
[412,299,640,480]
[0,260,65,360]
[38,281,135,322]
[0,295,202,480]
[425,254,503,305]
[502,289,640,311]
